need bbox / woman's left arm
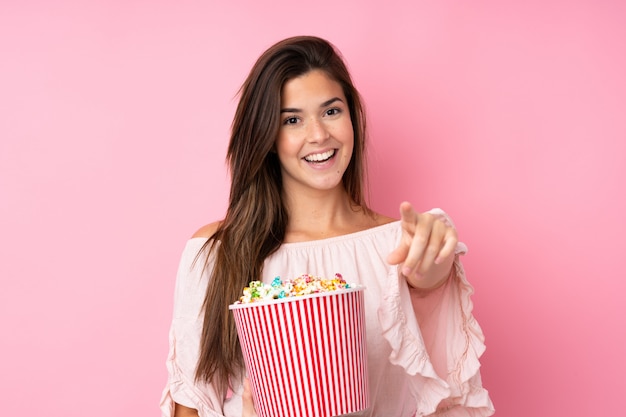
[387,202,458,290]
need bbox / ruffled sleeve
[160,239,243,417]
[378,209,495,416]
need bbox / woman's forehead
[280,70,346,107]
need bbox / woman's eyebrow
[320,97,343,108]
[280,97,344,113]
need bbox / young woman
[161,36,494,417]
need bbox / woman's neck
[282,186,389,243]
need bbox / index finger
[399,201,418,230]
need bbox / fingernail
[402,266,412,276]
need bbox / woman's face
[275,69,354,197]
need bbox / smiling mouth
[304,149,336,163]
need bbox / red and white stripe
[231,288,369,417]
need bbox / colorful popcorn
[235,273,358,304]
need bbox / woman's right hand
[242,378,258,417]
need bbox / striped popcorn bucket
[229,287,369,417]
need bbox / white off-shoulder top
[160,210,495,417]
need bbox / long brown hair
[195,36,370,393]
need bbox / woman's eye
[326,108,341,116]
[283,116,299,125]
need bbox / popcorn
[235,273,355,304]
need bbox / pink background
[1,1,625,416]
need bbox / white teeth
[304,150,335,162]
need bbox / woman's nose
[306,118,330,142]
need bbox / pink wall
[1,1,624,416]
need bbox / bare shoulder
[371,211,397,226]
[191,221,222,239]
